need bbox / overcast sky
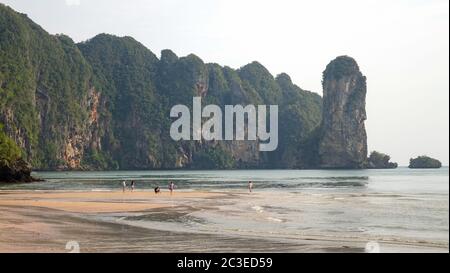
[1,0,449,165]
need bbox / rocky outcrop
[319,56,368,169]
[0,158,40,183]
[409,156,442,169]
[367,151,398,169]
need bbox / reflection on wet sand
[0,189,447,253]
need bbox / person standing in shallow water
[169,181,175,195]
[122,181,127,193]
[248,181,253,193]
[130,180,135,192]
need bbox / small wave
[266,217,283,223]
[251,206,264,213]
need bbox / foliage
[1,4,93,169]
[0,124,22,167]
[323,55,360,81]
[193,146,235,169]
[238,61,283,104]
[0,4,325,170]
[274,73,322,168]
[367,151,398,169]
[81,149,119,170]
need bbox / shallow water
[1,167,448,252]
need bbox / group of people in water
[122,180,136,192]
[153,181,175,195]
[121,180,176,194]
[121,180,254,193]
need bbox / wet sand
[0,190,283,253]
[0,205,321,253]
[0,190,223,213]
[0,190,447,253]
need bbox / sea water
[1,167,448,251]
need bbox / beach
[0,190,245,253]
[0,200,347,253]
[0,168,448,253]
[0,190,222,213]
[0,189,335,253]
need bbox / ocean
[1,167,448,252]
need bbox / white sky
[2,0,449,165]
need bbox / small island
[409,156,442,169]
[367,151,398,169]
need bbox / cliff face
[319,56,368,169]
[0,123,38,182]
[0,4,373,171]
[0,5,101,170]
[1,5,373,171]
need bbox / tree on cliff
[1,124,37,182]
[367,151,398,169]
[0,124,21,167]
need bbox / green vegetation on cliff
[323,55,361,81]
[367,151,398,169]
[193,146,236,169]
[0,123,37,183]
[409,156,442,169]
[0,124,21,166]
[275,73,322,168]
[0,3,323,170]
[78,33,323,169]
[1,4,95,169]
[78,34,163,169]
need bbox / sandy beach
[0,190,241,252]
[0,186,448,253]
[0,189,318,253]
[0,190,222,213]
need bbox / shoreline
[0,189,448,253]
[0,205,446,253]
[0,205,350,253]
[0,190,224,213]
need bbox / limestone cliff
[2,4,358,171]
[319,56,368,169]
